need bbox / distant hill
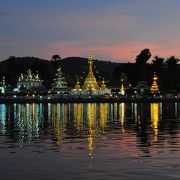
[0,56,120,89]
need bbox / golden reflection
[119,103,125,132]
[16,104,42,143]
[63,104,68,127]
[150,103,160,141]
[74,103,84,134]
[50,104,65,144]
[87,103,95,157]
[114,103,117,120]
[99,103,108,130]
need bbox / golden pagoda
[74,79,82,91]
[82,53,99,91]
[150,73,160,94]
[100,80,107,90]
[120,84,125,95]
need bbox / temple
[150,73,160,94]
[52,66,69,94]
[71,79,82,95]
[72,53,111,96]
[17,69,43,91]
[82,53,99,91]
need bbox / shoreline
[0,97,179,104]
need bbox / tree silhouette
[164,56,180,90]
[165,56,179,66]
[152,56,165,71]
[51,54,61,61]
[51,54,61,68]
[135,49,151,65]
[152,56,164,66]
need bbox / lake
[0,102,180,180]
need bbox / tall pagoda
[71,52,111,96]
[150,73,160,94]
[82,53,99,91]
[52,66,69,93]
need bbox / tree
[164,56,180,90]
[51,54,61,61]
[51,54,61,68]
[152,56,164,66]
[135,49,151,65]
[152,56,165,72]
[165,56,179,66]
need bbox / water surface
[0,102,180,180]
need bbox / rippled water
[0,103,180,180]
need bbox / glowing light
[120,103,125,132]
[87,103,95,157]
[74,103,83,134]
[150,103,160,141]
[82,53,99,91]
[120,84,125,95]
[100,103,108,130]
[150,73,160,94]
[0,104,6,134]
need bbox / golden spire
[150,73,160,94]
[120,84,125,95]
[100,80,107,90]
[82,52,99,91]
[74,79,82,91]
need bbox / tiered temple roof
[150,73,160,94]
[18,69,42,82]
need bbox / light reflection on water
[0,103,180,179]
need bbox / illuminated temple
[82,53,99,91]
[17,69,43,90]
[71,53,111,96]
[150,73,160,94]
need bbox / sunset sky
[1,0,180,62]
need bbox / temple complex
[17,69,43,90]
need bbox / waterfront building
[0,76,6,94]
[17,69,43,91]
[150,73,160,94]
[52,66,70,94]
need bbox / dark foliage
[135,49,151,65]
